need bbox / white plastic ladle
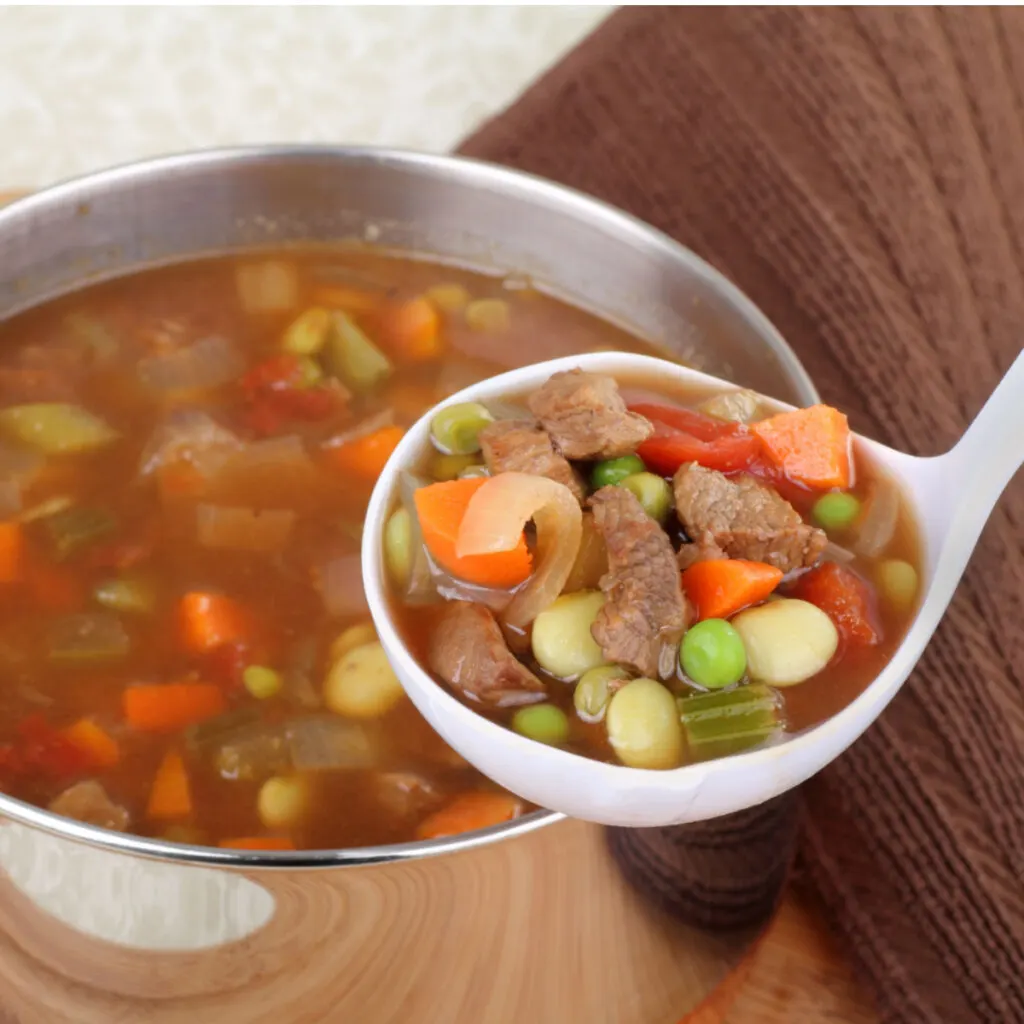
[362,350,1023,828]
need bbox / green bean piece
[323,311,392,392]
[812,492,861,532]
[384,507,413,588]
[679,619,747,690]
[282,307,331,355]
[243,665,283,700]
[430,402,495,455]
[0,403,118,455]
[429,452,480,481]
[511,704,570,746]
[620,472,673,522]
[573,665,629,724]
[590,454,645,490]
[93,575,157,615]
[678,684,785,762]
[42,506,116,561]
[47,613,130,664]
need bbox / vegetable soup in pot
[386,368,922,771]
[0,251,684,850]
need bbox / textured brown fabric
[460,8,1024,1024]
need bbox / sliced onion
[456,472,582,630]
[823,540,857,564]
[139,409,241,477]
[138,336,245,393]
[208,434,324,507]
[854,476,900,558]
[697,388,761,424]
[197,504,295,552]
[0,480,21,519]
[398,471,439,605]
[323,409,396,452]
[317,553,369,618]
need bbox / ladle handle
[944,347,1024,499]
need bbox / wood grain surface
[0,186,877,1023]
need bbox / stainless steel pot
[0,147,817,1023]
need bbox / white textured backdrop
[0,5,610,188]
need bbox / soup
[0,251,663,849]
[388,368,921,770]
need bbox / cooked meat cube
[526,369,653,460]
[48,780,130,832]
[372,771,445,821]
[428,601,547,707]
[589,485,690,679]
[673,463,827,574]
[479,419,585,501]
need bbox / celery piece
[678,684,785,762]
[323,312,392,392]
[47,613,130,664]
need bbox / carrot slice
[414,478,532,589]
[123,682,227,733]
[62,719,120,770]
[0,522,24,584]
[750,405,852,490]
[377,297,442,362]
[179,592,252,655]
[219,836,296,851]
[146,749,192,819]
[415,792,524,840]
[324,425,405,482]
[681,559,784,621]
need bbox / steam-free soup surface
[0,252,665,849]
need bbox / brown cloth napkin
[460,7,1024,1023]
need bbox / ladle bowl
[363,350,1023,828]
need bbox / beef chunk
[673,463,827,574]
[527,369,653,460]
[428,601,547,708]
[589,485,690,678]
[48,780,129,832]
[479,419,585,501]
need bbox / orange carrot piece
[62,719,120,770]
[415,792,524,840]
[218,836,296,851]
[681,559,784,621]
[323,425,405,482]
[146,749,192,819]
[123,682,227,734]
[413,478,532,589]
[377,296,442,362]
[179,592,251,655]
[0,522,24,583]
[750,405,852,490]
[157,460,206,501]
[311,285,385,316]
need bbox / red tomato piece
[789,562,882,648]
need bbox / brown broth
[0,249,665,849]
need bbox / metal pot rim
[0,144,817,868]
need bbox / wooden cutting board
[0,187,877,1024]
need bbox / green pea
[430,402,494,455]
[573,666,629,723]
[620,472,673,522]
[812,492,861,531]
[243,665,283,700]
[591,454,646,490]
[511,704,570,746]
[679,619,747,690]
[876,559,918,612]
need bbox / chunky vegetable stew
[390,369,921,770]
[0,252,673,848]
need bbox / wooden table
[0,187,876,1023]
